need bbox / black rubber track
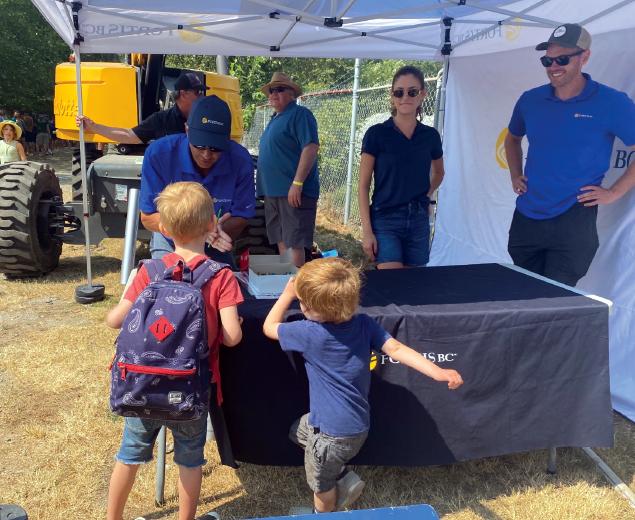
[0,162,63,277]
[71,145,103,201]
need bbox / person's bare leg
[314,487,337,513]
[177,465,202,520]
[291,247,306,267]
[106,462,139,520]
[277,242,306,267]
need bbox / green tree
[361,59,442,87]
[0,0,71,114]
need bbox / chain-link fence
[243,76,440,235]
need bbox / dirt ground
[0,149,634,519]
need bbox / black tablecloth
[218,264,612,466]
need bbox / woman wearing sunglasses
[358,66,444,269]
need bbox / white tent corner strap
[31,1,635,59]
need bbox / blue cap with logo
[187,95,231,151]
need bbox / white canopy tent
[32,0,635,420]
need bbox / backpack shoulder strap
[191,259,229,290]
[140,259,169,282]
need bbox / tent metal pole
[73,46,94,287]
[436,17,453,138]
[216,55,228,75]
[344,58,361,225]
[71,2,104,303]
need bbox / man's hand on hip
[511,174,528,195]
[578,185,620,206]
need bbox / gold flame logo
[496,128,509,169]
[370,352,378,371]
[505,18,522,41]
[179,18,205,43]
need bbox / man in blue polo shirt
[140,95,255,261]
[257,72,319,267]
[505,23,635,286]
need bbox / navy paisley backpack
[110,258,227,421]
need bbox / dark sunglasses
[269,86,288,94]
[192,144,222,153]
[540,49,585,67]
[392,87,422,98]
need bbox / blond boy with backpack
[105,182,243,520]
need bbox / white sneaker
[336,470,365,510]
[199,512,220,519]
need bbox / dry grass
[0,181,634,519]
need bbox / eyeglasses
[540,49,585,67]
[192,144,222,153]
[269,86,288,94]
[392,87,422,98]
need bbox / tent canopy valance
[32,0,635,59]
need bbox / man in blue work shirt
[505,23,635,286]
[257,72,319,267]
[140,95,256,262]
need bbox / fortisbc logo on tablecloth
[370,351,458,370]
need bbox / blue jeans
[150,231,235,268]
[116,414,207,467]
[371,200,430,266]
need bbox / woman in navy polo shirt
[358,66,445,269]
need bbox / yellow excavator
[0,54,270,279]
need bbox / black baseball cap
[187,95,231,150]
[174,72,209,93]
[536,23,591,51]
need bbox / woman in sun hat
[0,120,27,164]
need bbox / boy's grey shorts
[264,195,317,249]
[289,414,368,493]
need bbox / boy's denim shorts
[115,414,208,468]
[289,414,368,493]
[371,199,430,266]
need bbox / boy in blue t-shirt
[263,258,463,513]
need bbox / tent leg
[72,45,105,304]
[547,447,557,474]
[343,58,361,225]
[120,188,140,285]
[155,426,166,506]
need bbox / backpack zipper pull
[120,365,127,380]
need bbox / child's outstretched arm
[106,299,133,329]
[220,305,243,347]
[263,278,297,341]
[381,338,464,390]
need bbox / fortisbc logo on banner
[80,17,206,43]
[370,351,458,370]
[505,19,522,41]
[178,18,204,43]
[614,148,634,169]
[496,128,509,169]
[453,19,521,46]
[495,128,528,170]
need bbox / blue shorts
[371,200,430,266]
[115,414,207,468]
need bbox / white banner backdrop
[431,29,635,421]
